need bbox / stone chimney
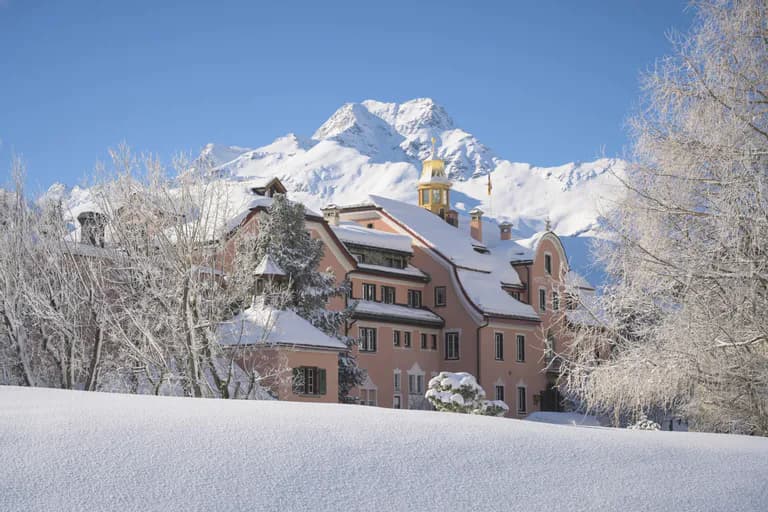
[469,207,483,243]
[499,221,513,241]
[321,204,340,227]
[445,209,458,228]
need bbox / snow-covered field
[2,387,767,511]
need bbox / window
[494,332,504,361]
[404,331,411,348]
[382,286,396,304]
[384,255,405,269]
[445,332,459,360]
[407,289,422,308]
[517,387,527,414]
[539,289,546,311]
[366,223,374,229]
[544,254,552,275]
[393,371,401,392]
[434,286,447,307]
[431,334,438,350]
[495,385,505,402]
[292,367,327,395]
[359,327,377,352]
[361,389,377,406]
[545,333,556,360]
[393,395,401,409]
[420,333,427,350]
[420,189,429,204]
[393,330,401,347]
[352,252,365,263]
[363,283,376,301]
[552,291,560,311]
[408,374,425,395]
[516,334,525,362]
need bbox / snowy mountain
[50,98,624,285]
[201,98,624,239]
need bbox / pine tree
[248,194,366,400]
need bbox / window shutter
[318,368,327,395]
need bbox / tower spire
[431,136,437,159]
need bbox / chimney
[77,211,105,247]
[469,207,483,243]
[499,221,513,241]
[321,204,340,227]
[445,209,458,227]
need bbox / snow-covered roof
[355,263,427,279]
[456,269,538,320]
[253,254,285,277]
[218,305,346,350]
[369,195,492,271]
[352,300,444,326]
[332,222,413,253]
[566,270,595,291]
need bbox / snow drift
[2,386,767,511]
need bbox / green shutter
[318,368,327,395]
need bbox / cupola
[417,137,453,222]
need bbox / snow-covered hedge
[425,371,508,417]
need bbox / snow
[355,262,427,278]
[253,254,285,277]
[369,194,493,271]
[3,386,768,512]
[52,98,626,288]
[525,411,603,427]
[457,268,538,319]
[332,221,413,253]
[217,304,346,350]
[352,300,444,325]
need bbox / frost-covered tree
[237,193,365,400]
[425,372,508,417]
[562,0,768,435]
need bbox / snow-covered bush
[627,414,661,431]
[425,372,508,417]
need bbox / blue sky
[1,1,692,193]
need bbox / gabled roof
[368,195,491,271]
[362,195,537,320]
[253,254,285,277]
[218,304,346,350]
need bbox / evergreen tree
[247,194,366,400]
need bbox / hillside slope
[2,387,767,512]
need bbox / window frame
[403,331,411,348]
[363,283,377,302]
[434,286,447,307]
[359,327,377,352]
[431,334,438,351]
[393,370,401,392]
[495,384,505,402]
[381,286,396,304]
[517,386,527,414]
[292,366,327,396]
[445,331,460,360]
[407,289,422,308]
[516,334,526,362]
[393,330,401,347]
[539,288,547,312]
[494,332,504,361]
[420,333,427,350]
[544,253,552,275]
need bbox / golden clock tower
[417,137,452,219]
